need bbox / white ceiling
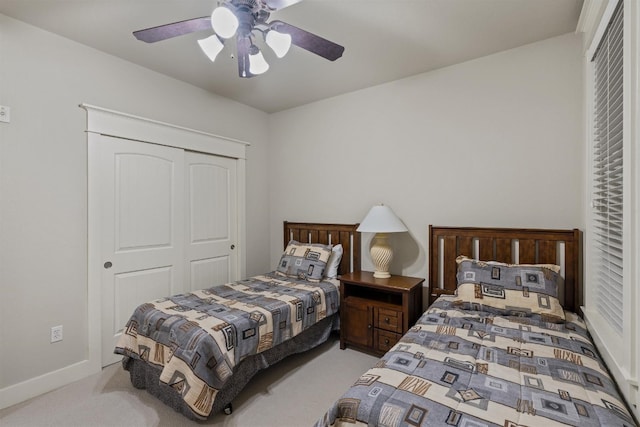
[0,0,583,113]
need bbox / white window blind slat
[597,284,623,310]
[608,105,624,126]
[593,239,624,254]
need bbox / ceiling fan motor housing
[227,0,271,36]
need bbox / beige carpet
[0,335,378,427]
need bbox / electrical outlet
[0,105,10,123]
[51,325,63,343]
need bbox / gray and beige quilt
[317,296,636,427]
[114,273,339,418]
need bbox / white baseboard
[0,359,100,410]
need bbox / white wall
[268,33,584,298]
[0,13,270,400]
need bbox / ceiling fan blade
[271,21,344,61]
[133,17,211,43]
[236,36,254,78]
[263,0,303,11]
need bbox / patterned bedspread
[115,273,339,418]
[317,296,636,427]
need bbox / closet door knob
[230,244,235,250]
[104,261,113,269]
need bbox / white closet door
[185,151,238,291]
[95,136,185,366]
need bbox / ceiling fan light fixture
[211,6,239,39]
[133,2,346,78]
[266,30,291,58]
[249,47,269,75]
[197,35,224,62]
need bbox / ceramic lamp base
[370,233,393,279]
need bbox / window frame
[583,0,639,417]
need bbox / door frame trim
[84,104,248,368]
[81,104,249,158]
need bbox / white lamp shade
[197,35,224,62]
[249,49,269,75]
[357,205,408,233]
[266,30,291,58]
[211,6,238,39]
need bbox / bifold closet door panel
[94,136,185,366]
[184,151,238,291]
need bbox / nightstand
[339,271,424,355]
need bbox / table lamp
[357,204,408,278]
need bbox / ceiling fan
[133,0,345,78]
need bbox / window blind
[591,0,624,334]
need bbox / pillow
[324,244,343,279]
[276,240,333,282]
[455,255,565,322]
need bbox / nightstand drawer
[375,307,402,333]
[374,329,401,353]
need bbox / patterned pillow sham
[276,240,333,282]
[455,255,565,322]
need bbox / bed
[316,226,638,427]
[114,221,360,420]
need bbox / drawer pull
[385,317,390,323]
[384,338,390,345]
[368,324,372,329]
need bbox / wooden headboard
[283,222,361,276]
[428,226,583,314]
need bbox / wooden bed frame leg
[224,403,233,415]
